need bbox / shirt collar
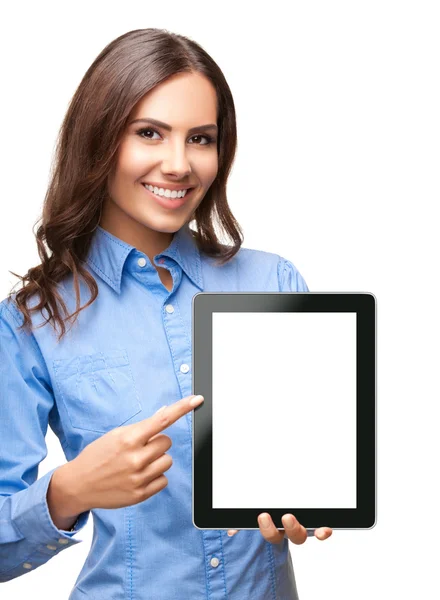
[84,223,204,294]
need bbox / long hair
[7,28,243,342]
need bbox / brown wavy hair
[7,28,243,342]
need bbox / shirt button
[210,557,220,567]
[58,538,70,545]
[180,364,190,374]
[137,257,147,267]
[165,304,174,314]
[23,562,32,569]
[46,544,57,550]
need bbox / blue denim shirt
[0,223,310,599]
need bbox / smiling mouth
[141,183,195,198]
[141,183,197,209]
[142,183,195,200]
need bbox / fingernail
[190,395,204,407]
[155,405,167,414]
[285,516,295,529]
[260,515,270,528]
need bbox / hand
[227,513,333,544]
[59,394,205,513]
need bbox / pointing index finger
[141,395,204,442]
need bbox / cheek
[199,152,219,186]
[115,143,154,182]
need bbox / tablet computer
[192,292,376,532]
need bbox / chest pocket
[53,348,142,433]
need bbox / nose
[161,138,192,178]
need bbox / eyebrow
[129,117,218,135]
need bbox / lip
[141,183,194,209]
[141,181,196,191]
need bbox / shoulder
[0,294,23,327]
[203,245,309,292]
[0,294,42,360]
[275,254,310,292]
[0,290,46,332]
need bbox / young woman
[0,28,332,599]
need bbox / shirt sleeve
[0,299,90,582]
[277,256,310,292]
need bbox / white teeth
[144,184,188,199]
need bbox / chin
[136,216,188,234]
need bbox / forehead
[130,72,218,125]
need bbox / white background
[1,1,438,598]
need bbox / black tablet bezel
[192,293,376,531]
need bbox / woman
[0,28,332,599]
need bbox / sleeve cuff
[12,467,90,546]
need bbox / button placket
[163,303,190,376]
[161,295,193,441]
[204,543,226,597]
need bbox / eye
[137,127,161,141]
[136,127,215,146]
[188,134,214,146]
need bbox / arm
[0,300,90,582]
[47,464,82,531]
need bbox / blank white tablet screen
[212,312,356,508]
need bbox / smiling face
[100,71,219,259]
